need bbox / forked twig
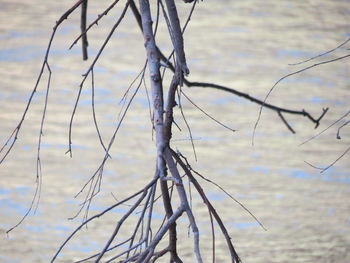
[252,54,350,144]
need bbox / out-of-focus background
[0,1,349,262]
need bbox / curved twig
[253,54,350,144]
[289,37,350,66]
[66,0,130,157]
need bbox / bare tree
[1,1,349,263]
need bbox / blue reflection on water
[283,75,325,85]
[229,221,259,229]
[0,255,20,263]
[0,46,80,62]
[25,225,46,233]
[0,188,11,195]
[308,96,327,103]
[21,145,32,151]
[287,168,350,184]
[1,198,29,215]
[0,186,37,217]
[54,225,71,232]
[70,240,100,253]
[251,165,269,174]
[224,26,249,33]
[207,192,225,201]
[0,31,37,40]
[41,143,88,150]
[277,49,315,58]
[308,96,343,105]
[0,46,43,62]
[94,66,108,73]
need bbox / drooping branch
[94,186,150,262]
[253,53,350,143]
[171,148,241,263]
[72,62,146,220]
[0,0,86,165]
[139,0,166,179]
[67,0,130,157]
[304,145,350,173]
[139,1,191,262]
[301,110,349,173]
[2,0,87,234]
[164,147,203,263]
[186,80,329,132]
[128,0,329,135]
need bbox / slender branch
[278,111,295,134]
[66,0,130,157]
[177,151,266,231]
[95,188,149,262]
[304,145,350,173]
[163,0,189,78]
[135,206,185,263]
[129,1,327,134]
[186,80,328,131]
[171,149,241,263]
[2,0,86,234]
[73,65,144,219]
[51,178,157,262]
[164,147,203,263]
[289,37,350,66]
[177,88,198,161]
[253,53,350,144]
[70,0,122,50]
[90,69,110,156]
[73,238,132,263]
[80,0,88,60]
[0,0,86,164]
[300,110,350,146]
[181,90,236,133]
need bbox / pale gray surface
[0,1,349,262]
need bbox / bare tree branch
[253,53,350,144]
[289,37,350,66]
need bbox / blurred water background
[0,0,349,262]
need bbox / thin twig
[95,189,149,262]
[252,54,350,145]
[0,0,86,164]
[337,120,349,139]
[177,88,198,161]
[289,37,350,66]
[3,0,86,234]
[178,151,267,231]
[300,110,350,146]
[181,90,236,132]
[305,146,350,173]
[171,149,241,263]
[51,178,157,262]
[91,69,110,156]
[70,0,122,50]
[67,0,130,157]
